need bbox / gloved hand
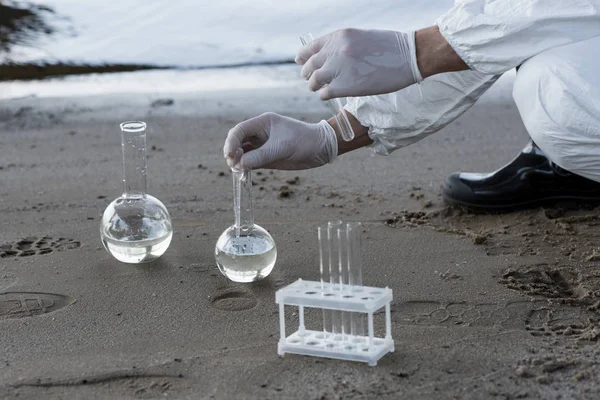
[223,112,338,170]
[296,28,422,100]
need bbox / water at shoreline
[2,0,452,68]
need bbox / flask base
[215,242,277,283]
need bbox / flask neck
[233,168,254,234]
[121,129,147,198]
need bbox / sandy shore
[0,69,599,399]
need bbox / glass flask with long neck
[100,121,173,263]
[215,167,277,282]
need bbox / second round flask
[215,168,277,282]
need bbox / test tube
[317,224,333,337]
[347,222,365,340]
[338,223,352,342]
[299,33,355,142]
[328,221,344,340]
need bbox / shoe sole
[442,191,600,214]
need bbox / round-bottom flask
[215,168,276,282]
[101,121,173,264]
[101,194,172,263]
[215,224,277,283]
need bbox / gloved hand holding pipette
[296,29,422,100]
[224,24,467,171]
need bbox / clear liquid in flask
[102,229,173,264]
[215,227,277,283]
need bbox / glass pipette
[299,33,355,142]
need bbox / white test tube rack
[276,279,394,366]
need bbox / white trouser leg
[513,36,600,183]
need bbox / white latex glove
[223,112,338,170]
[296,29,422,100]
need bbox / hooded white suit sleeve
[346,0,600,156]
[437,0,600,75]
[345,71,499,156]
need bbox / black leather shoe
[442,141,600,212]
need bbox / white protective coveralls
[345,0,600,182]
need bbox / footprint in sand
[499,265,585,299]
[0,292,75,319]
[0,236,81,259]
[393,299,599,341]
[211,289,258,312]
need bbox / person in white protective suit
[223,0,600,211]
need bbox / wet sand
[0,76,599,399]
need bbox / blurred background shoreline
[0,0,450,82]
